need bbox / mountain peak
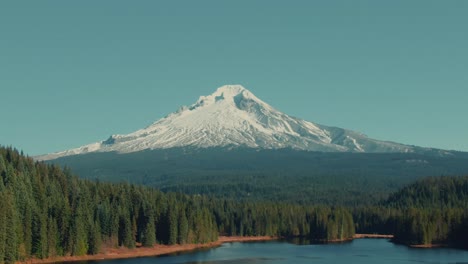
[193,85,262,110]
[214,84,246,95]
[36,84,421,161]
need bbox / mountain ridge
[37,85,449,160]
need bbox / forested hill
[0,146,354,263]
[388,177,468,247]
[385,176,468,209]
[354,176,468,248]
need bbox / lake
[81,239,468,264]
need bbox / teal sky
[1,1,467,155]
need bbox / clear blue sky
[1,1,467,155]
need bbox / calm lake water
[83,239,468,264]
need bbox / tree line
[0,147,218,262]
[354,176,468,248]
[0,146,354,263]
[208,199,354,240]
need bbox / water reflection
[182,257,283,264]
[283,237,354,245]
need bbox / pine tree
[142,216,156,247]
[21,206,32,259]
[167,206,178,245]
[71,202,88,256]
[4,192,18,263]
[118,213,134,248]
[31,208,48,258]
[47,217,58,257]
[87,221,101,254]
[178,209,189,244]
[0,192,7,264]
[0,155,6,188]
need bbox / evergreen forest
[1,146,467,263]
[0,147,353,263]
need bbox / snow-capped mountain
[38,85,430,160]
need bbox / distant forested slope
[385,176,468,209]
[49,148,468,205]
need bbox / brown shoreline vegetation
[353,234,394,239]
[409,243,448,248]
[16,236,278,264]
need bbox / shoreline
[409,243,448,249]
[304,233,392,244]
[16,234,444,264]
[17,236,278,264]
[353,234,394,239]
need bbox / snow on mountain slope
[38,85,417,160]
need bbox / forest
[1,146,467,263]
[0,146,353,263]
[355,176,468,247]
[51,147,468,206]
